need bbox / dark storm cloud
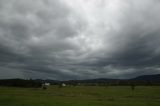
[0,0,160,80]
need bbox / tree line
[0,78,160,88]
[0,79,42,88]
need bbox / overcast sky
[0,0,160,80]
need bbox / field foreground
[0,86,160,106]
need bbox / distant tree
[131,84,135,90]
[42,86,47,90]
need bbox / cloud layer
[0,0,160,80]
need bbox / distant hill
[62,74,160,86]
[0,74,160,87]
[131,74,160,81]
[31,74,160,85]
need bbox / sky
[0,0,160,80]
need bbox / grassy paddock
[0,86,160,106]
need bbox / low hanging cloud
[0,0,160,80]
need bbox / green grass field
[0,86,160,106]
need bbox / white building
[43,82,50,86]
[62,83,66,87]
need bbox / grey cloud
[0,0,160,80]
